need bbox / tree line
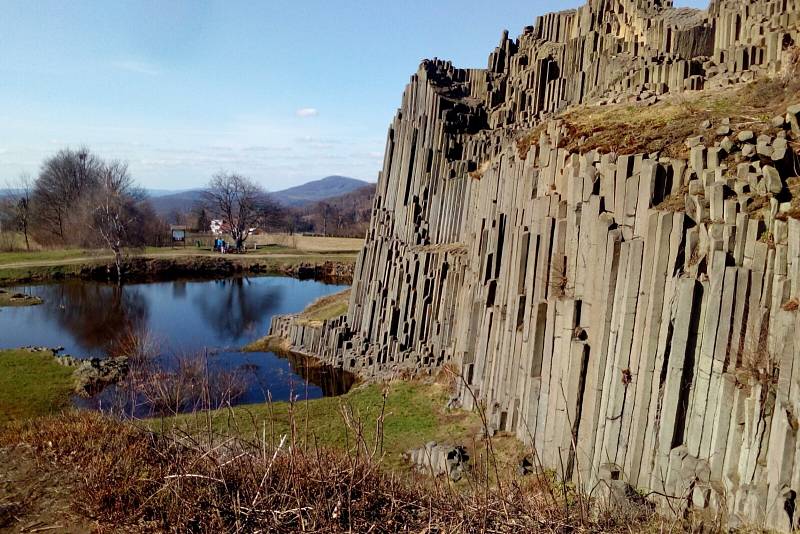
[0,148,168,278]
[1,147,375,277]
[168,183,375,240]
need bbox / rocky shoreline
[21,347,128,398]
[0,289,43,307]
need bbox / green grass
[0,263,89,285]
[0,248,97,266]
[0,349,74,427]
[154,381,480,469]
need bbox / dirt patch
[0,445,94,533]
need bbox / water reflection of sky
[0,276,351,403]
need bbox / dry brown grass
[736,318,778,392]
[654,185,689,213]
[253,233,364,253]
[516,77,800,160]
[243,334,291,353]
[0,408,663,533]
[297,288,350,325]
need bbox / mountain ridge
[147,175,373,216]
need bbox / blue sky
[0,0,707,191]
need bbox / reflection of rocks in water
[172,281,187,299]
[192,277,283,342]
[283,352,356,397]
[39,282,148,354]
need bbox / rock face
[270,0,800,529]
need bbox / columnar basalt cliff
[270,0,800,529]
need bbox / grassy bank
[0,349,73,427]
[0,244,359,285]
[155,380,508,471]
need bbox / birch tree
[90,161,144,283]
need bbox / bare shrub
[131,352,249,416]
[107,329,250,417]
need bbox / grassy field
[0,235,362,266]
[252,233,364,252]
[0,247,101,266]
[0,349,74,427]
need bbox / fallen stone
[772,137,788,161]
[686,135,704,148]
[720,136,734,153]
[407,442,470,481]
[763,165,784,194]
[518,456,536,476]
[737,130,754,143]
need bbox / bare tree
[89,161,145,283]
[5,174,34,250]
[32,147,102,243]
[259,194,286,232]
[195,207,210,233]
[319,202,336,236]
[203,172,265,251]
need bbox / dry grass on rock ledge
[296,288,351,325]
[518,76,800,160]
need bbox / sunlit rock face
[270,0,800,529]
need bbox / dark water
[0,277,354,407]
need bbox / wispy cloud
[295,107,319,118]
[112,59,160,76]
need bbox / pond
[0,276,354,412]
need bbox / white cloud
[295,107,319,118]
[112,60,160,76]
